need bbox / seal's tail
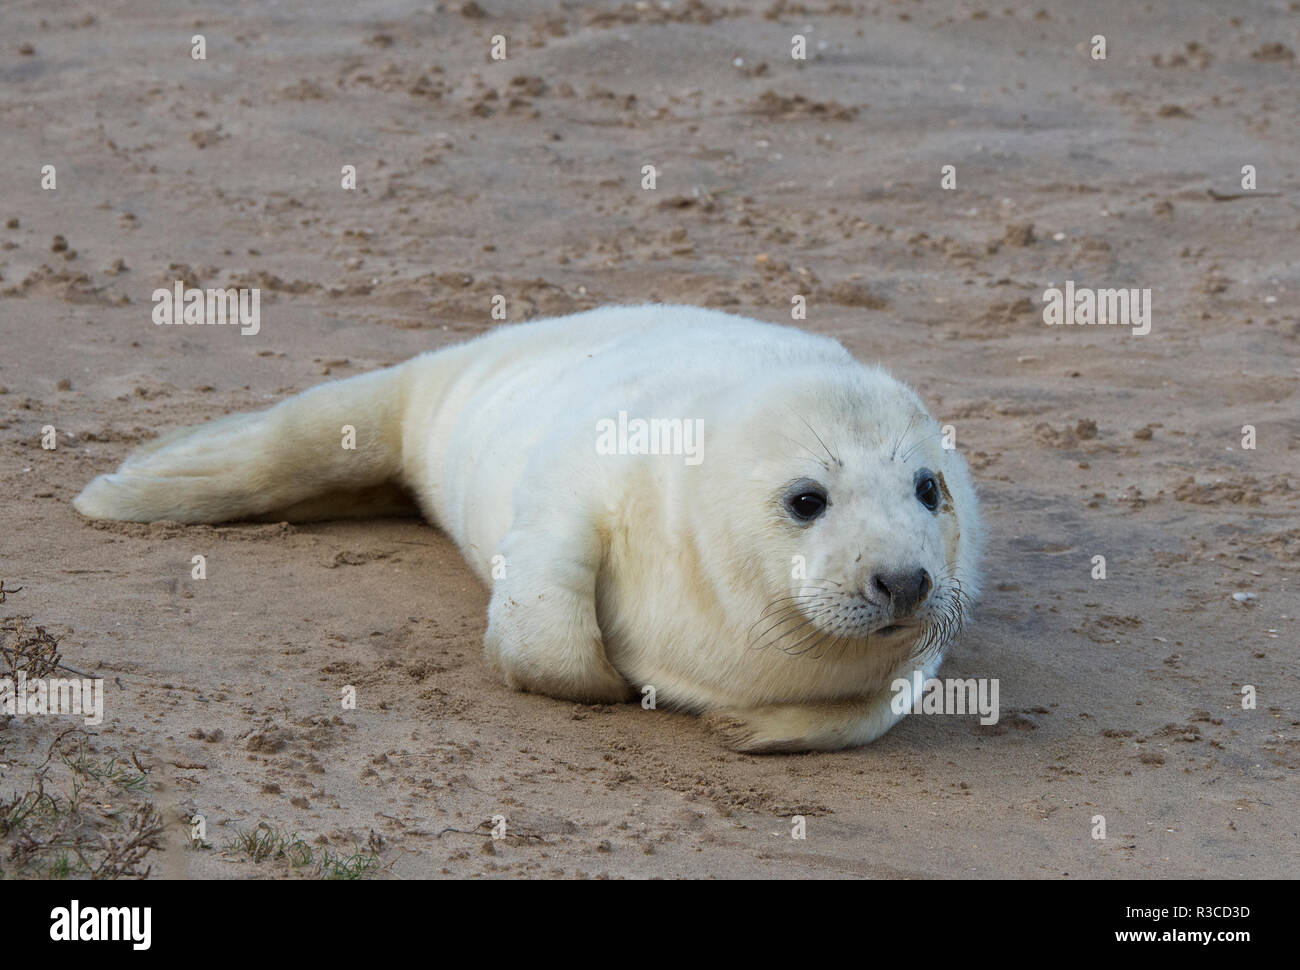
[73,362,416,523]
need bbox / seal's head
[706,363,982,673]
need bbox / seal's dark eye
[914,471,940,512]
[786,491,827,522]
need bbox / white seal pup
[74,305,983,752]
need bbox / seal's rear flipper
[73,363,414,524]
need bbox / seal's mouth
[874,623,914,637]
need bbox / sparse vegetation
[0,730,165,879]
[1,584,165,879]
[1,615,64,681]
[222,823,382,879]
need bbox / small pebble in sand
[1003,222,1035,247]
[1231,592,1257,605]
[51,234,68,252]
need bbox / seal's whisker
[751,607,835,652]
[754,602,818,628]
[807,633,839,661]
[890,410,922,461]
[900,429,946,464]
[750,602,833,638]
[929,567,975,615]
[760,607,835,652]
[803,577,843,588]
[780,619,839,657]
[790,408,841,468]
[755,592,829,612]
[779,433,832,473]
[820,632,858,663]
[750,604,821,643]
[750,593,833,629]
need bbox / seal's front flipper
[483,523,632,705]
[704,693,906,753]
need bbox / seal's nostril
[871,574,892,602]
[868,568,930,616]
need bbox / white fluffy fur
[75,305,983,751]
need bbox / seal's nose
[868,568,932,616]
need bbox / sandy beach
[1,0,1296,878]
